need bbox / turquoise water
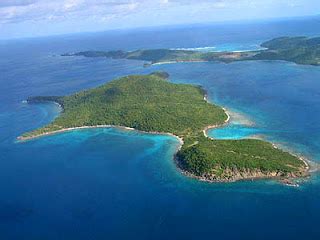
[210,124,263,140]
[158,60,320,161]
[2,17,320,239]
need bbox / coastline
[271,142,311,173]
[149,59,317,68]
[198,99,311,184]
[244,134,312,174]
[17,124,184,146]
[202,101,310,170]
[151,60,210,66]
[174,157,307,184]
[18,94,311,185]
[203,107,230,138]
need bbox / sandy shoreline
[152,60,210,66]
[17,124,184,146]
[18,96,312,185]
[199,103,311,184]
[203,108,231,139]
[270,142,311,172]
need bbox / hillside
[63,36,320,66]
[20,72,308,182]
[251,36,320,65]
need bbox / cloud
[1,0,316,25]
[0,0,243,24]
[0,0,143,24]
[0,0,319,39]
[0,0,37,8]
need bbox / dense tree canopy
[23,72,306,180]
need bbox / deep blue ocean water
[2,17,320,239]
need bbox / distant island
[19,72,308,183]
[62,36,320,66]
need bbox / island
[62,48,256,65]
[62,36,320,66]
[19,72,309,182]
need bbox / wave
[171,44,266,53]
[170,46,217,52]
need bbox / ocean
[1,16,320,239]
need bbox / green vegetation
[24,72,226,138]
[64,36,320,66]
[178,136,304,178]
[251,36,320,65]
[22,72,307,181]
[63,48,255,64]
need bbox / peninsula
[19,72,308,182]
[63,36,320,66]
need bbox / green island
[251,36,320,65]
[19,72,308,182]
[63,36,320,66]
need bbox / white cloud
[0,0,319,39]
[0,0,144,24]
[0,0,38,8]
[0,0,318,24]
[63,0,83,10]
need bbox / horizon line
[1,14,319,42]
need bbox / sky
[0,0,319,39]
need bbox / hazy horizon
[1,0,319,40]
[1,14,319,41]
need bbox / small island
[19,72,309,182]
[63,36,320,66]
